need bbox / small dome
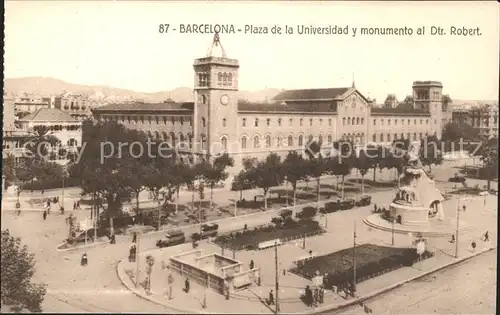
[164,98,175,103]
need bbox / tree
[304,140,328,211]
[282,151,308,206]
[331,140,355,199]
[199,153,234,212]
[419,135,443,173]
[1,229,47,312]
[389,148,409,187]
[356,149,373,195]
[2,154,16,183]
[476,137,498,190]
[249,153,284,210]
[441,122,479,152]
[72,121,146,234]
[392,138,410,152]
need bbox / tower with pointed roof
[192,33,239,157]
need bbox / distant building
[3,96,31,163]
[452,104,499,139]
[383,94,398,108]
[16,108,83,164]
[53,92,98,121]
[13,95,52,114]
[92,34,444,175]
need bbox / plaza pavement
[1,158,496,312]
[115,191,497,313]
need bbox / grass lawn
[214,220,325,250]
[290,244,428,281]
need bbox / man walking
[484,231,489,242]
[42,210,47,221]
[268,290,274,305]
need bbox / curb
[362,217,456,237]
[56,240,110,252]
[298,247,495,314]
[115,258,210,314]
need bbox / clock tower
[193,33,239,158]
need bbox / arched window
[241,136,247,149]
[277,136,282,147]
[372,134,376,142]
[401,132,404,139]
[413,132,417,140]
[361,118,364,124]
[242,118,246,127]
[223,73,228,86]
[202,118,206,128]
[327,134,332,144]
[388,119,391,125]
[188,134,193,148]
[201,135,207,150]
[265,135,271,148]
[300,118,303,126]
[218,73,222,85]
[199,73,203,86]
[407,132,411,140]
[266,118,271,126]
[387,133,391,142]
[356,117,360,125]
[347,117,351,125]
[308,135,313,142]
[155,131,160,139]
[419,132,423,140]
[170,132,176,146]
[202,95,207,104]
[277,118,282,127]
[309,118,313,126]
[221,137,228,151]
[288,135,293,147]
[319,119,323,125]
[343,117,346,125]
[255,118,259,127]
[179,134,185,147]
[163,132,168,140]
[318,134,323,143]
[298,135,303,146]
[227,73,233,86]
[222,118,227,127]
[67,138,78,146]
[254,136,260,148]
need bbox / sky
[4,1,500,102]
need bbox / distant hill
[4,77,281,103]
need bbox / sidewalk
[115,234,495,314]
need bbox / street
[327,249,497,315]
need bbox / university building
[92,35,444,174]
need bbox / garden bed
[447,186,486,196]
[289,243,434,289]
[213,219,325,251]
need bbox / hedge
[21,177,81,191]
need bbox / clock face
[220,94,229,106]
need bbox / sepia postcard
[2,1,499,314]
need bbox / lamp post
[455,195,462,258]
[135,232,141,288]
[284,175,288,207]
[274,240,280,314]
[391,218,395,246]
[60,165,66,213]
[352,221,357,295]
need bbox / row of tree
[68,121,235,234]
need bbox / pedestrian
[462,205,466,212]
[110,234,116,244]
[42,210,47,221]
[244,224,248,231]
[46,204,51,214]
[268,290,274,305]
[41,188,44,195]
[184,278,190,293]
[77,201,80,209]
[374,204,378,212]
[73,202,76,210]
[81,253,88,266]
[249,259,254,270]
[484,231,489,242]
[47,200,51,208]
[132,232,137,243]
[450,234,455,243]
[305,285,313,307]
[319,286,324,304]
[471,240,476,252]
